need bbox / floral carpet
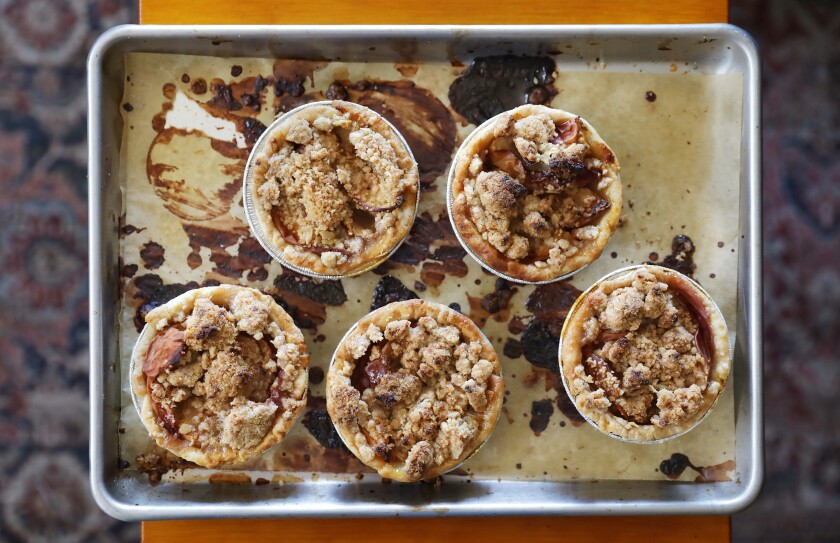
[0,0,837,541]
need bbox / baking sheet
[117,51,742,484]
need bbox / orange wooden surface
[144,516,731,542]
[139,1,730,541]
[140,0,727,25]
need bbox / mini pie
[131,285,309,467]
[559,265,731,442]
[248,100,419,277]
[449,104,622,283]
[326,300,504,481]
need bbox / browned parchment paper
[118,52,742,483]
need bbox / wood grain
[140,0,727,25]
[143,515,731,542]
[138,1,730,541]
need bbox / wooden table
[139,1,730,540]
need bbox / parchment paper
[118,52,742,483]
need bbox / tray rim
[88,23,763,521]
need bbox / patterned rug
[0,0,836,541]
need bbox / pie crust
[248,100,419,277]
[131,285,309,467]
[449,104,622,283]
[326,300,504,481]
[559,265,731,442]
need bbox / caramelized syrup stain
[395,63,419,78]
[529,399,554,436]
[121,264,138,278]
[526,281,583,334]
[503,337,523,359]
[270,273,347,330]
[370,275,418,311]
[388,212,463,267]
[302,396,348,450]
[121,224,146,236]
[190,78,207,94]
[420,260,468,288]
[448,55,558,125]
[647,234,697,278]
[128,274,203,332]
[659,453,735,482]
[139,241,165,270]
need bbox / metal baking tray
[88,24,762,520]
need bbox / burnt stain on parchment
[308,366,325,385]
[513,281,586,426]
[183,222,271,281]
[121,224,146,236]
[529,399,555,436]
[647,234,697,279]
[146,124,243,223]
[503,337,523,359]
[467,278,517,329]
[525,281,582,336]
[659,453,736,482]
[380,212,468,287]
[146,77,273,280]
[520,320,560,371]
[269,273,347,330]
[273,435,371,474]
[370,274,419,311]
[448,55,558,125]
[121,263,138,278]
[140,241,165,270]
[273,60,326,99]
[518,281,582,370]
[303,396,349,451]
[420,259,469,289]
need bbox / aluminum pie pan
[557,264,733,445]
[242,100,421,280]
[88,24,763,520]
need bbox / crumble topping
[140,289,307,462]
[570,268,712,428]
[252,101,419,275]
[451,105,621,282]
[328,304,502,481]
